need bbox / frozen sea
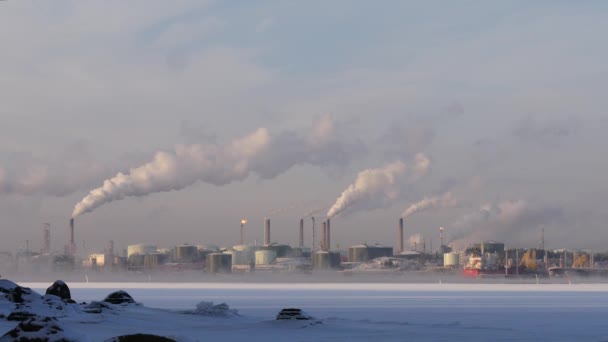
[8,282,608,341]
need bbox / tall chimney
[69,218,75,255]
[321,221,327,251]
[108,240,114,257]
[326,218,331,251]
[311,217,316,252]
[264,218,270,246]
[42,223,51,254]
[299,218,304,248]
[398,218,404,254]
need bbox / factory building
[172,244,199,263]
[348,244,394,263]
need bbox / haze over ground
[1,1,607,253]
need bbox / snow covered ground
[3,282,608,341]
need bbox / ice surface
[1,282,608,341]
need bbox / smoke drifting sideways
[401,192,456,219]
[326,153,431,219]
[0,147,111,197]
[447,199,564,251]
[72,117,363,218]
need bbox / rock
[45,281,71,301]
[103,291,135,305]
[190,301,239,318]
[276,308,314,320]
[104,334,176,342]
[0,316,80,342]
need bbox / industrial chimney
[299,218,304,248]
[264,218,271,246]
[69,218,75,255]
[398,218,404,254]
[326,218,331,251]
[42,223,51,254]
[321,221,327,251]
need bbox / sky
[1,1,607,254]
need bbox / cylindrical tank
[233,245,256,264]
[443,252,460,267]
[144,253,161,269]
[174,244,198,262]
[313,251,331,270]
[127,244,157,258]
[255,250,276,265]
[207,253,232,273]
[224,250,245,265]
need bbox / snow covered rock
[189,301,239,318]
[104,334,176,342]
[103,291,136,305]
[45,281,71,301]
[0,316,84,342]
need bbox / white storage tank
[127,244,157,258]
[255,250,276,265]
[443,252,460,267]
[224,250,245,265]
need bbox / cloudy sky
[1,1,607,254]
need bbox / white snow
[2,282,608,341]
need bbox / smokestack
[311,217,316,252]
[108,240,114,257]
[299,218,304,248]
[264,218,270,246]
[398,218,404,254]
[69,218,75,256]
[321,221,327,251]
[326,218,331,251]
[42,223,51,254]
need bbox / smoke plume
[72,128,271,217]
[326,153,431,218]
[72,116,363,218]
[448,199,564,251]
[402,192,456,218]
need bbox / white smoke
[326,153,431,218]
[401,192,456,218]
[72,116,364,218]
[72,128,271,217]
[448,199,563,251]
[0,145,112,197]
[408,233,424,248]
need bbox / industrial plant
[2,215,607,282]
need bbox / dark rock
[104,334,176,342]
[276,308,313,320]
[0,316,78,342]
[7,312,37,322]
[103,290,135,305]
[45,281,71,301]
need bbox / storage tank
[255,250,277,265]
[206,253,232,273]
[313,251,331,270]
[233,245,256,264]
[144,253,163,269]
[443,252,460,267]
[348,244,393,262]
[174,244,199,263]
[224,250,245,265]
[127,244,157,258]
